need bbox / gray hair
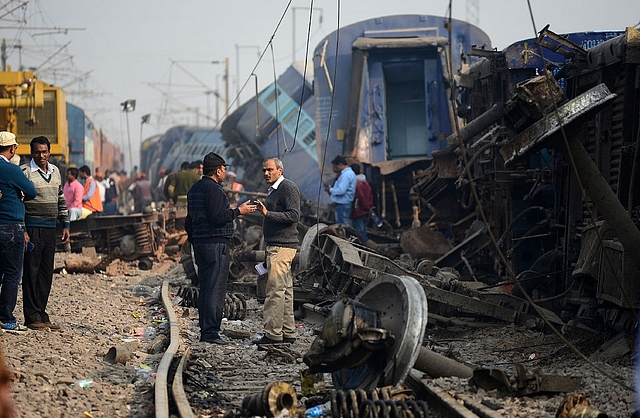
[265,157,284,170]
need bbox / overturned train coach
[217,16,639,335]
[425,26,640,334]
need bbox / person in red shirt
[350,163,373,242]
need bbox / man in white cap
[0,131,37,333]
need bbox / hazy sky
[1,0,638,169]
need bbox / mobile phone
[27,241,35,252]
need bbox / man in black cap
[185,152,257,344]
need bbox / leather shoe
[201,337,229,345]
[43,321,61,330]
[283,337,296,344]
[26,322,48,330]
[252,335,283,345]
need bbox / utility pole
[292,7,323,62]
[1,39,6,71]
[235,44,260,109]
[223,57,229,119]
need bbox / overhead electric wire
[269,42,283,157]
[312,0,341,294]
[281,0,316,160]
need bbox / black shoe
[252,335,283,345]
[201,336,229,345]
[283,337,296,344]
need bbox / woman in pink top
[63,167,84,221]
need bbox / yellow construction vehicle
[0,69,68,165]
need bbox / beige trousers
[263,246,297,341]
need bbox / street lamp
[120,99,136,174]
[235,44,260,108]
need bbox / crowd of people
[59,159,211,218]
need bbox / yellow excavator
[0,68,68,166]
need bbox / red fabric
[351,180,373,218]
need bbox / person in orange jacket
[78,165,103,218]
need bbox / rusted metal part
[556,393,608,418]
[537,25,588,61]
[175,287,247,320]
[573,222,640,312]
[406,370,484,418]
[446,103,505,152]
[296,230,563,329]
[326,386,430,418]
[434,221,491,268]
[413,346,474,379]
[241,381,298,418]
[586,27,640,67]
[65,208,188,261]
[94,247,121,272]
[470,365,581,396]
[501,83,640,272]
[303,298,391,374]
[500,83,616,165]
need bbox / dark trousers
[0,223,26,323]
[193,242,229,340]
[22,227,56,325]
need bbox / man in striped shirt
[20,136,70,331]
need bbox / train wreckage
[64,23,639,373]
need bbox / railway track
[154,275,513,418]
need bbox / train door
[383,61,428,159]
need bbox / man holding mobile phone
[252,157,301,345]
[0,132,36,333]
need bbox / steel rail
[155,271,182,418]
[173,348,196,418]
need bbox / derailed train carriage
[213,16,640,335]
[425,26,640,333]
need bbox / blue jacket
[329,166,356,205]
[0,158,36,224]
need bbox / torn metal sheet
[499,83,616,165]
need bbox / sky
[1,0,638,170]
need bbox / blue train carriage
[220,62,327,205]
[458,27,625,119]
[312,15,491,225]
[140,126,231,189]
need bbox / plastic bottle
[305,401,331,417]
[71,379,93,388]
[369,209,383,228]
[143,325,157,342]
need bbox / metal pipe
[390,181,401,228]
[381,180,387,220]
[413,346,473,378]
[565,134,640,271]
[446,103,505,152]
